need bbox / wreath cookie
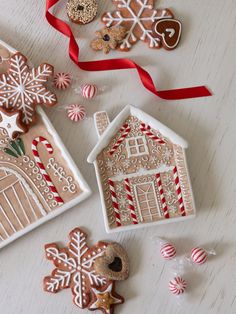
[67,0,98,24]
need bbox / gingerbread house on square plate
[88,105,196,233]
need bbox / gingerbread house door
[133,182,161,222]
[0,167,46,240]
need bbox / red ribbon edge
[45,0,212,100]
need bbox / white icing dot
[88,255,91,258]
[64,263,67,266]
[92,252,96,255]
[53,257,56,260]
[98,248,101,252]
[47,253,50,257]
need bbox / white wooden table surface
[0,0,235,313]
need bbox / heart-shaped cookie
[94,243,129,281]
[152,19,182,50]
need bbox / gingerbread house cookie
[88,105,195,233]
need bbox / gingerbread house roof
[87,105,188,163]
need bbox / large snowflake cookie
[0,52,57,125]
[102,0,173,51]
[44,228,109,309]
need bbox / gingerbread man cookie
[152,19,182,50]
[102,0,173,51]
[0,52,57,125]
[91,26,127,54]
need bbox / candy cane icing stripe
[32,136,64,205]
[173,166,185,216]
[108,179,121,226]
[156,173,169,218]
[124,178,138,224]
[140,123,165,144]
[109,123,131,155]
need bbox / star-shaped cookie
[0,52,57,125]
[0,107,27,139]
[88,282,124,314]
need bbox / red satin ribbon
[45,0,212,100]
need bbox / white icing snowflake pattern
[102,0,173,50]
[106,159,115,170]
[165,187,176,200]
[0,53,57,124]
[120,211,131,222]
[122,159,131,169]
[118,196,127,207]
[44,228,107,309]
[161,147,173,162]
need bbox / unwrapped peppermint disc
[67,104,86,122]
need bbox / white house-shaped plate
[88,105,195,233]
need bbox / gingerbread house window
[126,136,148,157]
[133,182,160,221]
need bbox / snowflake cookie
[43,228,109,309]
[0,52,57,125]
[102,0,173,51]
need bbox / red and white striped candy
[53,72,71,90]
[160,242,176,260]
[81,84,98,99]
[191,247,208,265]
[169,277,187,295]
[67,104,86,122]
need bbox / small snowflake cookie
[101,0,174,51]
[91,26,127,54]
[67,0,98,24]
[0,52,57,125]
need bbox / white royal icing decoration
[0,110,24,139]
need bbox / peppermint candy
[169,276,187,295]
[160,242,176,260]
[81,84,98,99]
[190,247,208,265]
[53,72,71,90]
[67,104,86,122]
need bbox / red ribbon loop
[45,0,212,100]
